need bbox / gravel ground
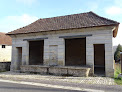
[0,71,116,85]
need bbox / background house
[0,32,12,62]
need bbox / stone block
[44,59,49,65]
[20,65,48,74]
[67,67,91,77]
[49,67,67,75]
[105,52,113,55]
[105,69,114,77]
[58,60,64,66]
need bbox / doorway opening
[65,38,86,66]
[29,40,44,65]
[94,44,105,76]
[16,47,22,69]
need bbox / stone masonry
[10,26,115,77]
[20,65,92,77]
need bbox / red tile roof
[7,11,119,35]
[0,32,12,45]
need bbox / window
[2,45,5,48]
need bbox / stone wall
[10,26,115,77]
[0,62,11,71]
[86,31,114,77]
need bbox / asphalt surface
[0,81,82,92]
[2,77,121,92]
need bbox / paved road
[0,81,82,92]
[0,78,122,92]
[6,77,122,92]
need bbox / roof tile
[7,11,119,35]
[0,32,12,45]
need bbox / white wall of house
[0,45,12,62]
[10,26,115,77]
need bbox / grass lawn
[114,63,122,85]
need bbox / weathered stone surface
[10,26,114,77]
[20,65,92,77]
[20,65,48,74]
[49,67,67,75]
[0,62,11,71]
[67,67,91,77]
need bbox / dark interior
[29,40,44,65]
[94,44,105,76]
[65,38,86,66]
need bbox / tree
[114,44,122,62]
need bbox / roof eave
[113,23,120,38]
[6,24,120,36]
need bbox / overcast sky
[0,0,121,46]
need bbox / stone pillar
[43,37,65,66]
[22,41,29,65]
[10,46,19,71]
[105,43,114,77]
[58,39,65,66]
[43,39,49,65]
[86,37,94,75]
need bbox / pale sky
[0,0,121,46]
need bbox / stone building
[7,11,119,77]
[0,32,12,62]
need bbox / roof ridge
[41,11,91,20]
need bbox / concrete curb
[0,79,104,92]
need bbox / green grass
[114,63,122,85]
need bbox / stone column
[58,38,65,66]
[10,46,19,71]
[105,43,114,77]
[86,37,94,75]
[43,39,49,65]
[22,41,29,65]
[43,37,65,66]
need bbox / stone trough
[20,65,92,77]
